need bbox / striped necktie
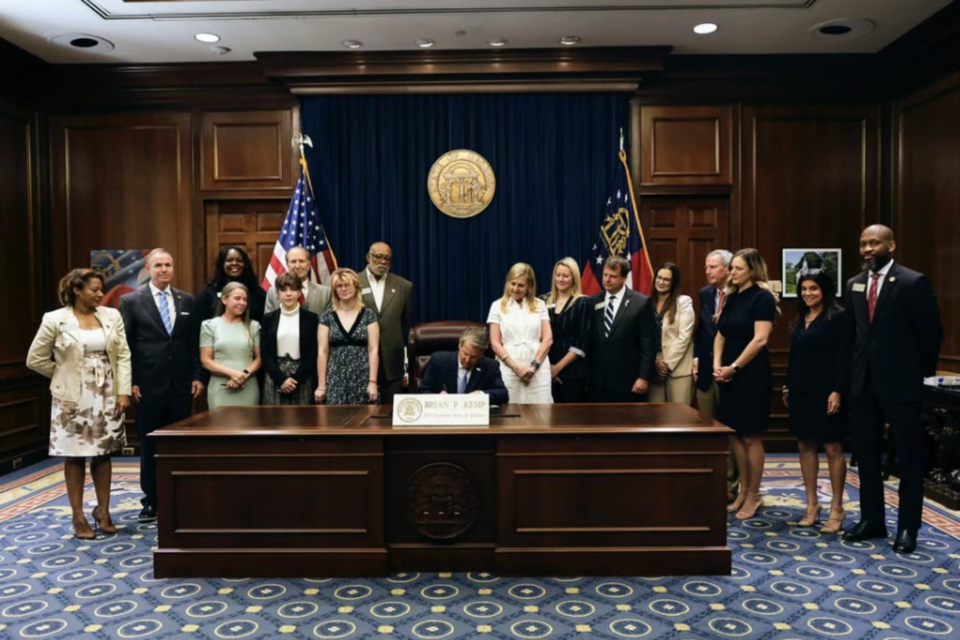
[158,291,173,335]
[604,294,616,338]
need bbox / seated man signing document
[419,327,509,406]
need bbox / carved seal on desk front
[405,462,479,540]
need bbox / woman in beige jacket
[648,262,695,404]
[27,269,131,539]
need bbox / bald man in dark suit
[843,225,942,554]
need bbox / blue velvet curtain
[301,92,630,324]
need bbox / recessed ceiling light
[416,38,435,48]
[488,39,508,47]
[343,40,363,49]
[194,33,220,44]
[47,33,115,52]
[693,23,718,35]
[809,18,875,41]
[560,35,581,46]
[210,46,232,56]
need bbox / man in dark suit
[693,249,740,501]
[120,249,203,522]
[589,256,657,402]
[843,225,942,554]
[419,327,509,406]
[359,241,413,405]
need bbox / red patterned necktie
[867,272,880,322]
[299,291,306,305]
[717,289,725,316]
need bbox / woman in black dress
[783,270,851,534]
[714,248,779,520]
[540,257,592,402]
[315,268,380,405]
[196,246,266,327]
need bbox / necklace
[805,308,822,326]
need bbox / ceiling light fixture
[560,35,581,46]
[488,39,508,47]
[416,39,435,48]
[47,33,115,52]
[194,33,220,43]
[693,23,718,35]
[809,18,875,41]
[342,40,363,49]
[210,46,232,56]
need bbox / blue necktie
[604,294,616,338]
[458,368,469,394]
[158,291,173,335]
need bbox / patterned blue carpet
[1,456,958,639]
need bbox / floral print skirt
[49,352,126,457]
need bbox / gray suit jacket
[264,280,331,317]
[359,270,413,383]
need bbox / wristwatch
[242,369,250,376]
[731,362,741,374]
[531,359,542,370]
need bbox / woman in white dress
[27,269,131,539]
[487,263,554,404]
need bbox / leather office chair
[407,320,489,393]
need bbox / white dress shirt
[604,288,625,320]
[365,268,386,312]
[867,259,894,298]
[149,282,176,330]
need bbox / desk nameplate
[392,393,490,427]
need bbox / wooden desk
[152,404,732,577]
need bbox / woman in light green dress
[200,282,262,409]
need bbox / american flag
[581,150,654,296]
[262,158,338,292]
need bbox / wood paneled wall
[636,103,880,447]
[894,70,960,371]
[0,99,48,472]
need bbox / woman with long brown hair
[713,248,779,520]
[648,262,695,404]
[200,281,262,408]
[27,269,131,538]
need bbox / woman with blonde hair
[316,268,380,405]
[713,248,780,520]
[540,257,592,402]
[27,269,131,538]
[200,281,262,408]
[488,263,554,403]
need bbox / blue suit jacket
[418,351,509,406]
[693,285,720,392]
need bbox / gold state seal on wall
[427,149,496,218]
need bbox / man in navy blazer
[419,327,509,406]
[120,249,203,522]
[693,249,739,501]
[843,225,942,554]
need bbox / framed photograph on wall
[782,249,842,298]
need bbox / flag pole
[295,134,339,271]
[619,138,653,280]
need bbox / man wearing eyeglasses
[359,242,413,405]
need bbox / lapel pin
[889,277,896,282]
[625,299,631,307]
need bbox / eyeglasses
[655,276,672,283]
[369,253,392,263]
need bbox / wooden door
[639,197,730,298]
[203,200,289,285]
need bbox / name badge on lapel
[594,302,605,311]
[361,287,372,295]
[852,283,866,292]
[180,312,190,316]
